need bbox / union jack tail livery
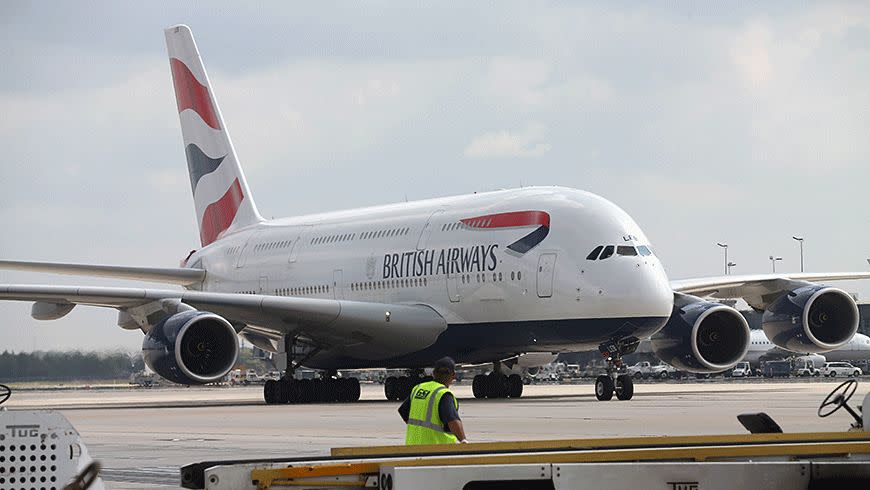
[165,25,262,246]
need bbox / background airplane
[2,26,869,405]
[744,329,870,365]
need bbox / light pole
[792,236,804,272]
[727,261,736,275]
[769,255,782,273]
[717,243,728,275]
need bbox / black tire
[385,376,397,400]
[595,375,614,401]
[335,378,348,402]
[311,379,324,402]
[616,374,634,400]
[263,380,277,404]
[485,374,508,398]
[349,377,361,402]
[472,375,485,399]
[299,379,313,403]
[286,379,301,403]
[508,374,523,398]
[632,372,643,380]
[659,371,669,380]
[399,377,415,400]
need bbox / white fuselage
[185,186,675,367]
[745,329,870,364]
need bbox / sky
[1,1,870,352]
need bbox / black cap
[433,356,456,374]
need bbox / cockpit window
[637,245,652,256]
[599,245,615,260]
[586,246,604,260]
[616,246,637,256]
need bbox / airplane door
[537,253,556,298]
[332,270,344,299]
[417,209,445,250]
[236,231,262,268]
[258,276,269,294]
[288,226,313,264]
[446,273,460,303]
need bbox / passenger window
[617,246,638,256]
[586,246,604,260]
[599,245,615,260]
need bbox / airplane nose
[620,264,674,319]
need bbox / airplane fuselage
[186,186,675,368]
[744,329,870,365]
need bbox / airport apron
[405,381,459,445]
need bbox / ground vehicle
[564,364,582,378]
[130,370,159,387]
[821,362,862,377]
[762,360,792,378]
[627,361,674,379]
[229,369,261,385]
[731,362,752,377]
[792,359,820,377]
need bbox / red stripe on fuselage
[461,211,550,229]
[169,58,221,130]
[200,179,243,246]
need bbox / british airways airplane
[1,25,868,404]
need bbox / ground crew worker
[398,357,467,445]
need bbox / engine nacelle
[142,310,239,385]
[762,285,858,353]
[651,295,750,373]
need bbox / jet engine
[142,310,239,385]
[651,295,750,373]
[762,285,858,353]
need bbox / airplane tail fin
[164,25,262,247]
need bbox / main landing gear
[594,337,639,401]
[263,337,361,405]
[384,369,430,401]
[264,375,360,404]
[471,362,523,399]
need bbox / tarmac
[4,380,866,488]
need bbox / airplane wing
[670,272,870,310]
[0,260,205,286]
[0,284,447,359]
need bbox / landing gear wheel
[349,377,361,402]
[263,380,278,404]
[285,379,299,403]
[384,376,397,400]
[615,374,634,400]
[472,375,486,399]
[595,375,614,401]
[486,373,510,398]
[508,374,523,398]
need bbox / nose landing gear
[595,337,639,401]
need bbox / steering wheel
[0,384,10,406]
[818,379,857,418]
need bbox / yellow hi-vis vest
[405,380,459,445]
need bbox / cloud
[463,122,551,159]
